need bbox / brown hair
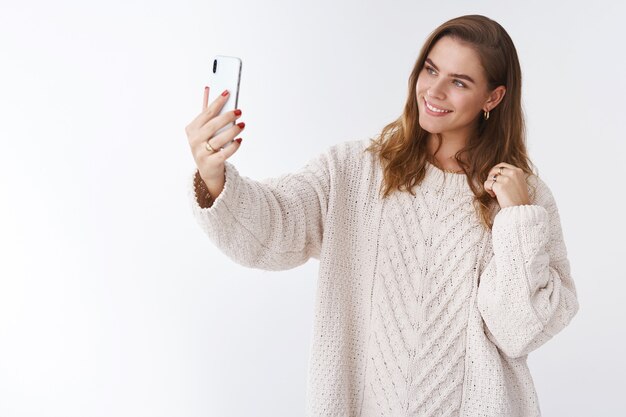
[365,14,535,229]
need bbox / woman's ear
[484,85,506,112]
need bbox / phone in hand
[207,55,242,140]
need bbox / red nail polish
[234,109,242,116]
[235,138,243,144]
[221,90,229,96]
[237,122,245,129]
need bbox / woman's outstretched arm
[185,85,337,271]
[188,147,335,271]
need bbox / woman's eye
[453,80,466,88]
[425,66,436,75]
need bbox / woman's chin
[418,119,441,134]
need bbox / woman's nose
[427,80,446,100]
[427,87,444,100]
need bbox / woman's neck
[426,133,467,172]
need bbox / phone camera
[212,59,217,74]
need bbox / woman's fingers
[194,109,243,146]
[206,135,243,162]
[192,119,244,185]
[484,177,497,197]
[203,120,246,155]
[185,85,245,164]
[185,86,246,191]
[202,86,209,111]
[484,162,516,197]
[186,88,230,133]
[487,162,519,179]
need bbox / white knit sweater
[189,138,579,417]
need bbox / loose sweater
[188,138,579,417]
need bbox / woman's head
[415,36,506,140]
[366,14,533,229]
[411,14,521,144]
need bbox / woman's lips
[423,97,452,117]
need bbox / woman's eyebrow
[425,58,476,84]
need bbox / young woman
[185,14,579,417]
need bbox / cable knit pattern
[188,138,579,417]
[361,169,483,417]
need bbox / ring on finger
[205,140,219,153]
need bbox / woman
[185,14,579,417]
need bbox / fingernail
[237,122,245,129]
[234,109,242,116]
[235,138,243,144]
[221,90,229,96]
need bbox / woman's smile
[423,97,453,116]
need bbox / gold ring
[206,140,217,153]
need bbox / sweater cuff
[189,161,242,223]
[493,204,548,228]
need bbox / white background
[1,0,624,416]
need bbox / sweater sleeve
[188,146,336,271]
[476,177,579,359]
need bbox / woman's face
[415,36,502,140]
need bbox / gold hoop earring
[483,110,490,120]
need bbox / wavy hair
[365,14,535,229]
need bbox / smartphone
[207,55,242,140]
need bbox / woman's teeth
[425,100,451,113]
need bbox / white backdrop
[1,0,624,416]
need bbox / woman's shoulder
[324,138,374,157]
[318,138,378,171]
[526,172,558,209]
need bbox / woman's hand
[484,162,530,209]
[185,86,246,199]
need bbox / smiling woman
[417,37,506,161]
[367,16,527,228]
[187,13,579,417]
